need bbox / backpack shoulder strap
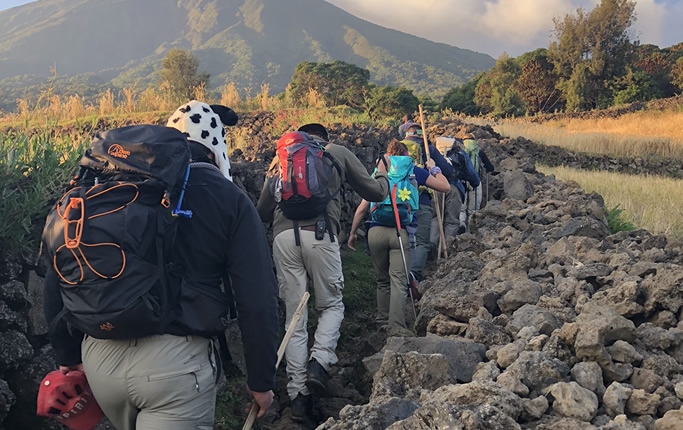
[321,148,343,202]
[377,153,389,174]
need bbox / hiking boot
[290,392,311,422]
[305,359,330,397]
[456,225,467,235]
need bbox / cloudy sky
[1,0,681,58]
[326,0,683,57]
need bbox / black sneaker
[305,359,330,397]
[290,392,311,422]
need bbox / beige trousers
[82,334,216,430]
[273,228,344,400]
[368,226,409,331]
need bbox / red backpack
[271,131,341,240]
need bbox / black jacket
[44,152,280,392]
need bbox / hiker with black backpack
[347,140,449,335]
[41,101,280,430]
[432,136,481,241]
[256,123,389,421]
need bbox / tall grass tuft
[260,83,270,111]
[606,204,636,234]
[220,83,240,109]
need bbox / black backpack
[446,146,472,182]
[41,125,195,339]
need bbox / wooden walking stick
[437,190,446,258]
[242,291,311,430]
[418,105,448,259]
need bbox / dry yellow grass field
[469,111,683,160]
[537,164,683,239]
[464,109,683,239]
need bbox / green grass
[0,131,88,258]
[606,204,636,234]
[340,247,377,314]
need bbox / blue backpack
[370,156,419,228]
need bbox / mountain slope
[0,0,495,109]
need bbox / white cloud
[325,0,681,57]
[631,0,665,46]
[479,0,575,42]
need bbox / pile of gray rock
[318,122,683,430]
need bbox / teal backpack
[370,155,419,228]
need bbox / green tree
[672,57,683,91]
[439,75,481,115]
[558,63,591,111]
[475,53,524,117]
[611,69,659,105]
[288,61,370,109]
[549,0,637,110]
[633,45,674,98]
[513,49,562,113]
[417,95,438,112]
[158,48,210,104]
[473,73,494,114]
[364,85,418,120]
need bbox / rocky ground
[225,115,683,430]
[1,112,682,429]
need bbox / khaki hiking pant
[273,228,344,400]
[82,334,216,430]
[368,226,410,331]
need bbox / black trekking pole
[389,186,418,321]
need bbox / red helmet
[36,370,104,430]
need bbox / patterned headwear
[167,100,238,181]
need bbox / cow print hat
[167,100,238,181]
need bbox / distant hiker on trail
[41,101,280,430]
[397,113,414,139]
[348,140,449,335]
[432,136,480,242]
[256,123,389,421]
[460,133,495,227]
[401,123,454,280]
